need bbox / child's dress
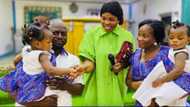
[168,46,190,72]
[131,46,190,106]
[0,50,54,104]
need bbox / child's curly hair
[171,20,190,37]
[22,22,48,45]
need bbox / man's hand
[46,77,68,90]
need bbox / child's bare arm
[152,52,187,87]
[39,53,75,76]
[14,54,22,65]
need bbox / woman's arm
[126,67,142,90]
[76,59,95,73]
[39,53,75,76]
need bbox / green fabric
[181,0,190,25]
[78,25,136,106]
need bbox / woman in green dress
[75,1,136,106]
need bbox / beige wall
[15,0,103,29]
[0,0,13,56]
[129,0,182,36]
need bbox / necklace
[140,49,145,62]
[140,46,160,63]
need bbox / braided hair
[22,22,48,45]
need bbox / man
[47,19,84,106]
[15,17,84,107]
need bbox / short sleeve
[79,29,95,62]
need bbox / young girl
[152,21,190,87]
[0,22,76,105]
[151,21,190,105]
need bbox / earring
[154,42,158,46]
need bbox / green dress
[78,25,136,106]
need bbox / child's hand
[13,54,22,66]
[152,78,165,88]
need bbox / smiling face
[100,12,119,32]
[137,24,156,49]
[50,24,67,48]
[168,26,189,49]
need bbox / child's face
[168,26,189,49]
[38,30,53,52]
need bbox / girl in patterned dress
[0,22,76,106]
[151,21,190,106]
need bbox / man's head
[49,19,67,48]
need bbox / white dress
[168,46,190,72]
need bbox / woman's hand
[112,62,123,74]
[67,65,85,80]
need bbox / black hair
[100,1,123,25]
[138,19,166,44]
[22,22,48,45]
[171,20,190,37]
[138,19,154,29]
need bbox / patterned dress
[131,45,190,106]
[0,51,49,104]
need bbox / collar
[99,25,120,37]
[50,48,68,57]
[60,48,68,56]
